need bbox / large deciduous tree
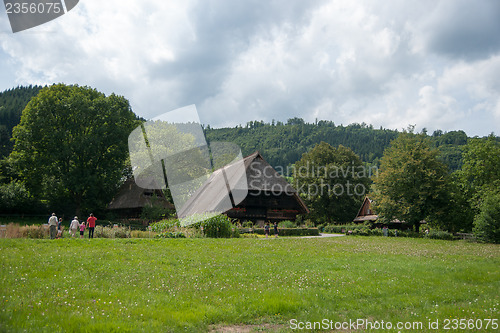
[372,129,449,232]
[10,84,138,215]
[458,135,500,210]
[456,135,500,241]
[473,192,500,244]
[293,142,371,224]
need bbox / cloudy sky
[1,0,499,136]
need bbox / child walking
[79,221,86,239]
[56,218,63,239]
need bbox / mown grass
[0,237,498,332]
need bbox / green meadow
[0,237,498,332]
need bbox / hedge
[250,228,319,237]
[323,224,365,233]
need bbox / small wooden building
[353,196,421,230]
[353,196,378,223]
[107,178,174,218]
[178,151,308,222]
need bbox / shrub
[0,181,38,213]
[252,228,319,237]
[178,213,234,238]
[242,221,253,228]
[388,229,398,237]
[197,215,233,238]
[180,227,204,238]
[368,228,383,236]
[240,233,259,238]
[114,228,130,238]
[155,231,186,239]
[323,224,364,234]
[131,230,155,238]
[94,225,111,238]
[94,225,130,238]
[150,219,180,233]
[426,230,454,240]
[352,228,370,236]
[279,220,295,228]
[29,225,47,238]
[473,194,500,244]
[231,226,240,238]
[19,224,48,239]
[5,223,22,238]
[395,230,422,238]
[303,219,315,228]
[140,200,174,222]
[1,223,49,238]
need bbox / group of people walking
[48,213,97,239]
[264,221,279,238]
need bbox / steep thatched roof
[178,151,308,218]
[108,178,173,210]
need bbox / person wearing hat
[69,216,80,237]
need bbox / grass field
[0,237,498,332]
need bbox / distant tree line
[205,119,470,172]
[0,86,478,171]
[0,85,43,158]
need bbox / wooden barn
[353,196,378,223]
[353,196,421,230]
[178,151,309,222]
[107,178,174,218]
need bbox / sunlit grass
[0,237,498,332]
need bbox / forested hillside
[0,86,480,171]
[0,85,43,158]
[205,119,469,172]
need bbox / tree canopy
[0,85,43,158]
[372,130,450,232]
[458,135,500,209]
[293,142,371,224]
[10,84,139,215]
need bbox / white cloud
[0,0,499,136]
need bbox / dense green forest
[0,85,43,158]
[0,86,487,172]
[204,119,469,172]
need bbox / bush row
[151,214,239,238]
[150,218,180,233]
[323,224,365,233]
[0,222,454,240]
[94,225,130,238]
[321,224,455,240]
[251,228,319,237]
[155,231,186,239]
[1,223,49,238]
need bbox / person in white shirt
[69,217,79,237]
[48,213,58,239]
